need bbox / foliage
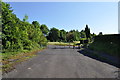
[66,32,74,42]
[85,24,91,39]
[47,27,60,42]
[2,2,95,52]
[98,32,103,35]
[47,26,94,42]
[59,29,66,42]
[2,2,47,52]
[40,24,49,36]
[32,21,40,28]
[23,14,28,22]
[80,30,86,38]
[89,34,120,57]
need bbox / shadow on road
[47,45,80,49]
[77,49,120,68]
[52,47,80,49]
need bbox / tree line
[1,2,97,52]
[46,25,96,42]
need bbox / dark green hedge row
[94,34,120,44]
[89,34,120,57]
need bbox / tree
[59,29,66,42]
[85,24,90,39]
[32,21,40,28]
[2,2,21,50]
[40,24,49,36]
[67,29,80,41]
[80,30,86,38]
[48,28,60,42]
[66,32,74,42]
[31,21,47,47]
[74,30,80,41]
[99,32,103,35]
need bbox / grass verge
[89,41,119,57]
[1,48,46,74]
[48,41,80,46]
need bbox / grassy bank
[89,34,120,57]
[89,42,118,56]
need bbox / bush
[89,34,120,57]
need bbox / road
[3,45,119,78]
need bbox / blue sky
[8,2,118,34]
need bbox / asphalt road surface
[3,45,119,78]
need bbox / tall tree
[85,24,90,39]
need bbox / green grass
[48,41,80,46]
[89,34,120,57]
[89,41,119,57]
[2,50,29,60]
[79,38,87,40]
[1,47,46,74]
[2,54,36,73]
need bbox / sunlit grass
[48,41,80,46]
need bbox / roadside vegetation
[48,41,80,46]
[89,34,120,57]
[1,2,48,73]
[2,2,48,55]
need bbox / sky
[118,1,120,34]
[8,2,118,34]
